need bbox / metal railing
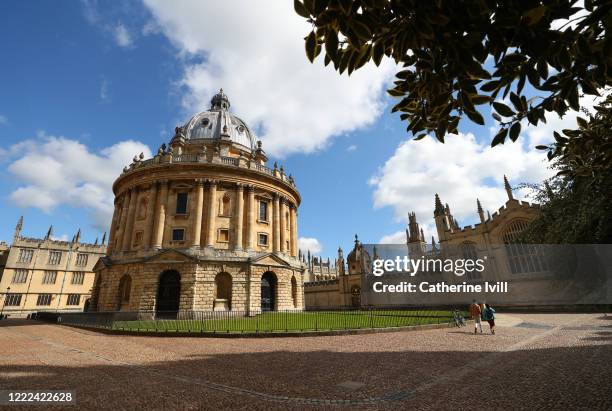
[51,308,458,334]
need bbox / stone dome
[346,235,371,275]
[180,89,256,150]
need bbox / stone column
[205,180,217,248]
[290,205,298,257]
[107,201,120,254]
[246,185,255,251]
[193,179,204,248]
[234,183,244,250]
[143,182,158,249]
[273,194,281,253]
[152,180,169,249]
[280,197,287,254]
[114,193,130,252]
[122,187,139,251]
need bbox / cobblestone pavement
[0,313,610,410]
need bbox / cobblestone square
[1,313,610,410]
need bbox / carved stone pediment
[251,253,292,267]
[144,249,198,263]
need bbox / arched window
[291,275,298,308]
[118,274,132,309]
[460,242,481,280]
[502,220,546,274]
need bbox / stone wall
[94,258,304,313]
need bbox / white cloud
[81,1,136,49]
[298,237,322,255]
[379,231,405,244]
[112,23,133,48]
[370,132,555,240]
[0,115,8,125]
[100,77,110,102]
[347,144,357,152]
[142,20,160,36]
[142,0,396,157]
[6,133,151,231]
[523,94,604,147]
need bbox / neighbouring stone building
[0,218,107,317]
[304,176,542,308]
[91,89,304,314]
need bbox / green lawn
[111,310,460,333]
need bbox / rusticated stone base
[91,249,304,313]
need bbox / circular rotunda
[91,89,303,314]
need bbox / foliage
[536,93,612,177]
[296,0,612,145]
[519,95,612,243]
[519,168,611,243]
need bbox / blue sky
[1,1,581,258]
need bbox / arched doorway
[291,275,298,308]
[261,271,277,311]
[157,270,181,316]
[350,285,361,308]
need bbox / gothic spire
[45,225,53,240]
[14,216,23,240]
[504,175,514,200]
[434,194,444,216]
[477,198,485,224]
[101,231,107,245]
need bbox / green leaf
[509,122,521,142]
[414,133,427,141]
[465,109,485,125]
[493,102,515,117]
[325,29,339,62]
[305,31,317,63]
[568,84,580,110]
[537,60,548,80]
[510,92,522,112]
[535,145,549,150]
[523,6,547,26]
[480,80,500,92]
[471,95,490,105]
[351,20,372,40]
[294,0,310,18]
[372,40,384,66]
[491,128,508,147]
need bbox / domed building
[91,90,303,314]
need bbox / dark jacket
[482,307,495,321]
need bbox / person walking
[482,303,496,335]
[469,299,483,334]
